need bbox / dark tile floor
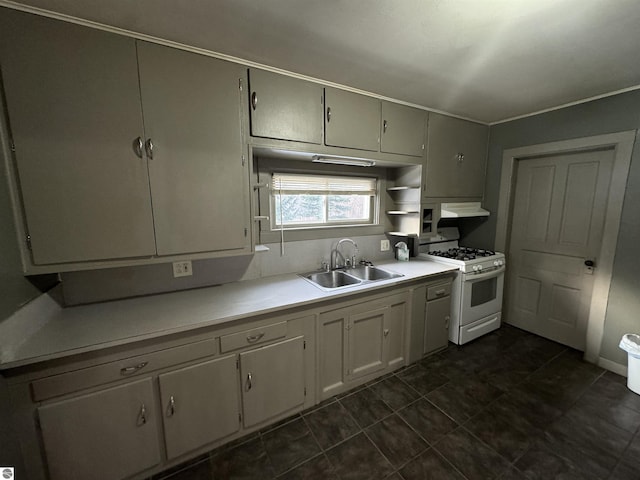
[152,325,640,480]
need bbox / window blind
[271,173,377,196]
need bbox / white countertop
[0,259,457,370]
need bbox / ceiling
[6,0,640,124]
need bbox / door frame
[495,131,636,368]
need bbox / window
[271,173,378,229]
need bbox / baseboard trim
[598,357,627,377]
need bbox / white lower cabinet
[240,336,305,428]
[424,281,453,355]
[158,355,240,460]
[19,284,453,480]
[38,378,161,480]
[318,291,408,399]
[31,321,310,480]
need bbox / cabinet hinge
[303,340,306,350]
[244,227,248,237]
[26,234,32,251]
[304,387,307,396]
[10,140,16,152]
[239,78,243,91]
[242,154,246,166]
[238,412,242,423]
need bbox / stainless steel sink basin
[346,266,403,281]
[302,270,362,289]
[300,266,403,291]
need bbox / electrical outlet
[380,239,390,251]
[172,260,192,278]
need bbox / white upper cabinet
[324,87,381,152]
[248,69,323,144]
[380,102,427,157]
[425,113,489,198]
[0,9,157,265]
[137,42,249,256]
[0,9,250,270]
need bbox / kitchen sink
[346,265,403,281]
[300,266,403,291]
[302,270,362,289]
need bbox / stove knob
[493,260,499,266]
[472,265,479,272]
[498,260,504,266]
[477,265,483,271]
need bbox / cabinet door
[384,297,407,368]
[380,102,426,157]
[137,41,249,256]
[0,9,156,265]
[318,310,349,399]
[425,113,488,198]
[424,296,451,354]
[348,306,387,379]
[38,378,160,480]
[158,355,240,460]
[248,69,323,144]
[325,88,380,151]
[240,336,305,428]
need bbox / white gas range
[418,228,505,345]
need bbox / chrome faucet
[331,238,359,270]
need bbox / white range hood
[440,202,490,218]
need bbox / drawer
[220,321,287,353]
[31,338,217,402]
[427,282,452,301]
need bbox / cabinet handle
[133,137,144,158]
[435,289,446,297]
[167,395,175,417]
[457,153,464,162]
[120,361,148,376]
[383,119,388,133]
[246,332,265,343]
[137,403,147,426]
[251,91,258,110]
[326,107,331,123]
[145,138,154,160]
[245,372,252,392]
[383,329,390,337]
[444,315,450,329]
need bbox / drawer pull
[245,372,253,392]
[246,332,265,343]
[120,361,148,376]
[137,403,147,426]
[435,289,446,296]
[167,395,176,417]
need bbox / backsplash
[61,234,395,305]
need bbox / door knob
[584,259,595,267]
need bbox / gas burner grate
[428,247,496,261]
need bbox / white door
[506,149,614,350]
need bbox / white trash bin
[619,334,640,394]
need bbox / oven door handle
[464,266,505,282]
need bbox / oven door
[460,266,505,326]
